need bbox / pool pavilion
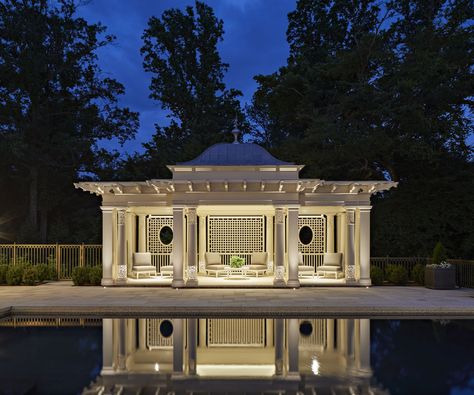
[75,135,396,288]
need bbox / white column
[287,319,300,377]
[126,212,134,275]
[172,318,184,375]
[326,319,335,351]
[356,319,371,375]
[172,207,185,288]
[117,318,127,371]
[186,207,198,287]
[138,319,147,350]
[326,214,335,253]
[339,213,347,269]
[273,208,286,287]
[138,214,147,252]
[116,209,127,284]
[199,319,207,347]
[101,318,114,373]
[346,209,356,284]
[359,208,372,286]
[198,214,206,272]
[187,318,197,375]
[274,318,284,376]
[101,208,114,286]
[266,214,274,272]
[287,207,300,288]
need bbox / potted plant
[230,256,245,268]
[425,242,455,289]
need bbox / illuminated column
[117,318,127,371]
[116,209,127,284]
[327,214,335,253]
[198,215,206,272]
[274,318,284,376]
[273,208,286,287]
[126,318,136,355]
[102,318,114,373]
[359,208,372,286]
[138,319,147,350]
[126,212,135,276]
[186,207,198,287]
[338,213,347,270]
[199,319,207,347]
[287,207,300,288]
[138,214,147,252]
[101,207,114,286]
[326,319,335,351]
[266,214,274,271]
[287,319,300,376]
[173,318,185,375]
[346,209,356,284]
[187,319,197,375]
[355,319,371,375]
[172,207,185,288]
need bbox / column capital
[358,206,373,212]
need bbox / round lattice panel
[208,216,264,254]
[298,216,326,253]
[147,216,173,253]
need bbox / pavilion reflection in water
[84,318,387,395]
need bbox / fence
[0,244,102,280]
[370,257,474,288]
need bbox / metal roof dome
[177,142,293,166]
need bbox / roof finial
[231,117,240,144]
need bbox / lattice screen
[298,216,326,253]
[299,319,327,347]
[147,216,173,253]
[207,319,265,347]
[147,319,173,349]
[208,216,264,253]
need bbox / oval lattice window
[160,320,173,337]
[159,226,173,245]
[299,226,313,245]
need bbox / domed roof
[178,143,293,166]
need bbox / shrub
[36,264,51,282]
[370,266,384,285]
[6,265,24,285]
[48,264,58,280]
[386,264,408,285]
[22,265,38,285]
[411,263,425,285]
[0,264,9,284]
[72,266,90,286]
[89,265,102,286]
[14,256,31,266]
[432,242,447,265]
[0,254,9,265]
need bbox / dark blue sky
[77,0,297,155]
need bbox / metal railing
[370,257,474,288]
[0,243,101,280]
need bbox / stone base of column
[114,278,127,286]
[359,278,372,286]
[172,279,186,288]
[186,279,198,287]
[286,279,300,288]
[101,278,114,286]
[345,278,357,285]
[273,278,286,287]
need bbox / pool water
[0,318,472,395]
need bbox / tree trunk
[29,167,38,230]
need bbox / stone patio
[0,282,473,318]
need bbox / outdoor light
[311,357,320,375]
[154,363,160,372]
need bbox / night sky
[77,0,297,155]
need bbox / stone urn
[424,266,456,289]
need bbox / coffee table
[224,265,250,279]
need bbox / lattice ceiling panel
[208,216,264,253]
[147,216,173,253]
[298,215,326,253]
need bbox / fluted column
[326,214,335,253]
[116,209,127,284]
[101,208,114,286]
[186,207,198,287]
[359,208,372,286]
[187,318,197,375]
[346,209,356,284]
[172,207,185,288]
[273,208,286,287]
[287,207,300,288]
[138,214,147,252]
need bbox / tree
[137,1,244,178]
[0,0,139,242]
[247,0,474,257]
